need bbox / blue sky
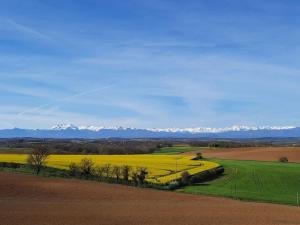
[1,0,300,129]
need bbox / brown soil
[199,147,300,162]
[1,173,300,225]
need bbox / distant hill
[0,125,300,139]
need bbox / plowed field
[1,173,300,225]
[201,147,300,162]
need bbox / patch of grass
[179,159,300,205]
[153,146,206,155]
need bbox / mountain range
[0,124,300,139]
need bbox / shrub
[9,162,21,168]
[190,170,209,183]
[215,166,225,174]
[194,151,203,160]
[69,162,79,176]
[190,167,224,184]
[180,171,190,186]
[168,180,180,190]
[0,162,7,167]
[79,158,94,177]
[0,162,21,169]
[279,156,288,163]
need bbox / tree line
[0,139,161,154]
[68,158,149,187]
[1,138,297,155]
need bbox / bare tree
[112,165,121,182]
[122,165,131,183]
[27,146,49,175]
[103,164,111,179]
[79,158,94,177]
[94,166,105,180]
[131,170,139,186]
[130,167,148,187]
[137,167,148,186]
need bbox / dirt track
[199,147,300,162]
[1,173,300,225]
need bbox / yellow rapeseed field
[0,154,220,184]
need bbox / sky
[0,0,300,129]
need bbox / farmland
[0,154,220,184]
[2,146,300,206]
[201,147,300,163]
[1,172,300,225]
[180,159,300,205]
[152,146,300,205]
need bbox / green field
[179,159,300,205]
[153,146,204,155]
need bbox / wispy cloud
[17,84,115,117]
[0,18,51,41]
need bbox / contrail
[17,84,115,116]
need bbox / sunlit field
[181,159,300,205]
[0,154,219,184]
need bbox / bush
[180,171,190,186]
[194,151,203,160]
[215,166,225,174]
[190,170,209,183]
[168,180,180,190]
[279,156,288,163]
[0,162,21,169]
[69,162,79,176]
[190,167,224,183]
[0,162,6,167]
[9,162,21,168]
[79,158,94,177]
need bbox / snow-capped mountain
[51,124,296,133]
[51,124,133,132]
[51,124,79,130]
[0,124,299,139]
[148,125,296,133]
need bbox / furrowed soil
[200,147,300,162]
[1,173,300,225]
